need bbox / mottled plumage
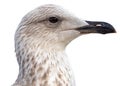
[12,4,115,86]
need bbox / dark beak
[76,21,116,34]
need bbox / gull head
[16,4,115,51]
[14,4,116,86]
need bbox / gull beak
[76,21,116,34]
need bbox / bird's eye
[48,17,59,23]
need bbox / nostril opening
[96,24,102,26]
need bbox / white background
[0,0,120,86]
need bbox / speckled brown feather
[12,4,88,86]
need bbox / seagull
[12,4,116,86]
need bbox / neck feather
[15,44,75,86]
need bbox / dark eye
[48,17,59,23]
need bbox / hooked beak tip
[76,21,116,34]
